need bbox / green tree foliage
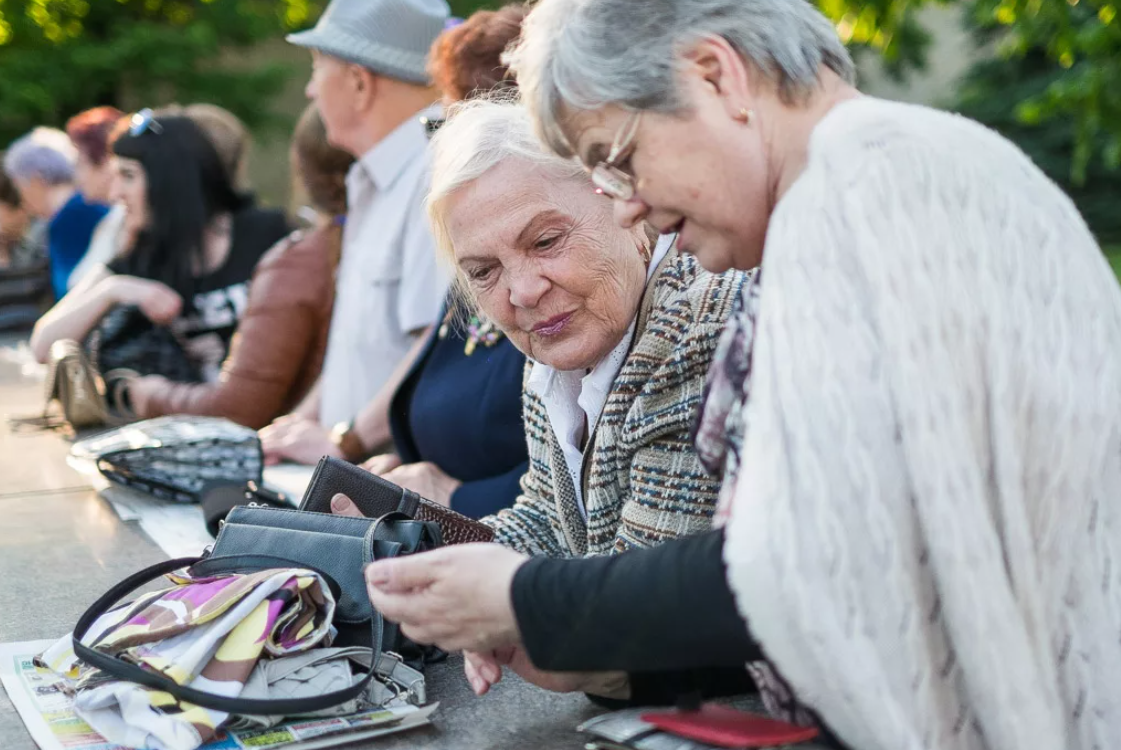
[956,48,1121,243]
[967,0,1121,182]
[0,0,324,144]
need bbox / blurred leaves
[967,0,1121,181]
[0,0,325,143]
[956,47,1121,243]
[0,0,1117,182]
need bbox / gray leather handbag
[73,506,440,716]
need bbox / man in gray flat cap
[260,0,450,466]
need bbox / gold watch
[329,421,368,464]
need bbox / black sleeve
[511,529,760,674]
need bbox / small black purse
[84,304,199,383]
[72,506,441,716]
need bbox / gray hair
[4,127,76,185]
[506,0,856,156]
[426,95,586,273]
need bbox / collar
[355,103,443,192]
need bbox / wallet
[298,456,495,545]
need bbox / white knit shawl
[724,98,1121,750]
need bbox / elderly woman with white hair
[4,127,108,298]
[362,0,1121,746]
[335,95,746,562]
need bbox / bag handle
[72,555,384,716]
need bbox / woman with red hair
[65,106,127,289]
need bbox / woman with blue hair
[4,127,108,298]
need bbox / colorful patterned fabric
[693,271,819,729]
[692,269,760,525]
[484,250,747,557]
[41,567,335,750]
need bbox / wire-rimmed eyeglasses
[591,111,642,201]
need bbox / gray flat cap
[287,0,450,85]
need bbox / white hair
[426,95,586,273]
[506,0,857,157]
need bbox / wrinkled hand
[109,276,183,324]
[364,544,526,653]
[259,414,341,466]
[382,461,460,507]
[464,647,629,698]
[361,453,403,476]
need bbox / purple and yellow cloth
[41,567,335,750]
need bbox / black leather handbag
[84,304,199,384]
[72,506,440,716]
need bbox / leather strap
[72,555,384,716]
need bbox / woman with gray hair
[5,127,108,298]
[335,95,745,561]
[360,0,1121,746]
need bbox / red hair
[66,106,125,166]
[429,4,528,102]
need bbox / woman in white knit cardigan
[360,0,1121,747]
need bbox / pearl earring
[736,107,754,124]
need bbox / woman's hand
[382,461,461,507]
[259,414,342,466]
[124,375,168,417]
[105,276,183,324]
[361,453,403,476]
[364,543,526,653]
[464,647,629,697]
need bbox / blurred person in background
[4,127,107,298]
[182,103,251,190]
[260,0,449,464]
[122,104,352,428]
[30,112,289,378]
[0,164,46,270]
[429,4,526,104]
[306,4,533,516]
[65,106,128,289]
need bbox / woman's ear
[680,34,756,122]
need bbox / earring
[640,243,653,265]
[736,107,754,124]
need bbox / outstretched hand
[364,543,527,653]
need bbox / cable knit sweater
[485,250,746,557]
[724,97,1121,750]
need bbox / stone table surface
[0,336,604,750]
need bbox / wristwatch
[329,421,368,464]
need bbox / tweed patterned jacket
[484,249,747,557]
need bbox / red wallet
[640,704,819,748]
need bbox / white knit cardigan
[724,98,1121,750]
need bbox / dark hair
[66,106,125,166]
[429,4,527,102]
[111,114,248,299]
[0,158,21,208]
[293,104,354,216]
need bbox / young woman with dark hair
[122,105,352,429]
[30,111,289,380]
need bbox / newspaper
[0,640,436,750]
[65,456,214,558]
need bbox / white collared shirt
[526,235,673,519]
[319,104,449,427]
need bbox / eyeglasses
[591,111,642,201]
[128,108,163,137]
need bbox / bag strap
[72,555,384,716]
